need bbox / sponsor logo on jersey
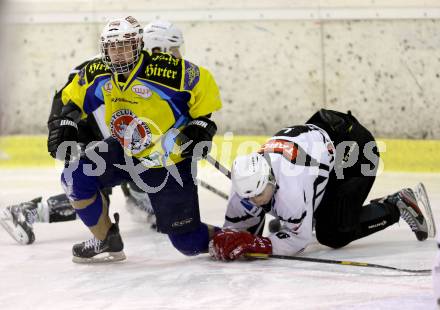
[111,97,138,104]
[110,109,152,155]
[104,80,112,92]
[260,139,299,162]
[88,62,107,75]
[144,54,182,89]
[132,85,152,99]
[85,59,111,82]
[152,54,180,66]
[146,63,178,79]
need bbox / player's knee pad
[61,159,104,228]
[168,223,210,256]
[73,193,105,227]
[61,158,100,201]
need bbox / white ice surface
[0,167,439,310]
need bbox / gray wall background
[1,0,440,138]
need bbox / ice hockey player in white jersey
[209,109,435,260]
[0,20,185,245]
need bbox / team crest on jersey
[110,109,152,155]
[104,80,113,92]
[184,62,200,89]
[132,85,152,99]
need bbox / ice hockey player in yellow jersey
[51,16,222,263]
[0,20,188,245]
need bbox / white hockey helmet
[231,153,273,198]
[100,16,143,74]
[143,20,184,55]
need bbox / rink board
[1,135,440,172]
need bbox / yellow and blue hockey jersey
[62,51,222,167]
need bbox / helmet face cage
[100,16,143,74]
[101,38,142,74]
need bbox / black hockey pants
[307,110,400,248]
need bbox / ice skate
[72,213,126,264]
[0,197,41,245]
[413,182,436,238]
[387,187,430,241]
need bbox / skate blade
[0,216,31,245]
[72,251,126,264]
[414,182,436,238]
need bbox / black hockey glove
[47,116,79,159]
[180,116,217,159]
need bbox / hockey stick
[199,179,229,200]
[205,154,231,179]
[245,253,431,274]
[178,129,231,180]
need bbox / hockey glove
[209,229,272,261]
[179,116,217,159]
[47,116,79,160]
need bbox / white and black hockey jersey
[224,124,335,256]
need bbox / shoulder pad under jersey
[144,51,183,89]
